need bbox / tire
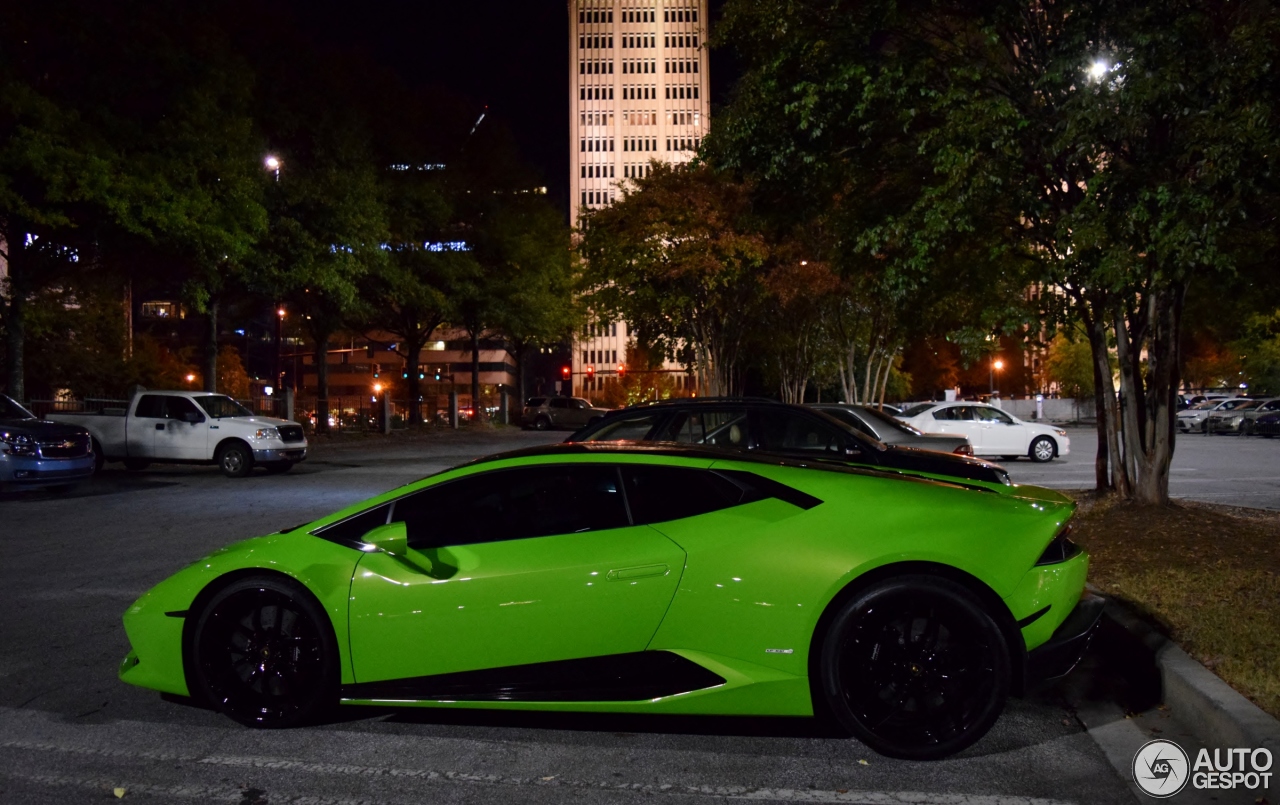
[92,440,105,474]
[533,415,551,431]
[218,442,254,478]
[818,575,1010,760]
[264,462,294,475]
[189,575,338,728]
[123,458,151,471]
[1240,422,1251,436]
[1028,436,1056,463]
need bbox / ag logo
[1133,739,1190,798]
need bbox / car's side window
[584,414,662,441]
[752,410,848,454]
[976,407,1013,425]
[392,465,630,550]
[622,465,746,525]
[135,395,165,418]
[931,407,953,421]
[312,503,392,548]
[826,409,876,438]
[658,410,750,448]
[164,397,199,420]
[550,398,570,409]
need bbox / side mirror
[362,521,408,556]
[182,411,206,424]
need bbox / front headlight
[1,432,37,456]
[1055,429,1067,436]
[252,427,280,440]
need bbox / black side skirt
[341,651,726,703]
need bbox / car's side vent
[1035,525,1082,566]
[712,469,824,510]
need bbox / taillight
[1036,524,1082,566]
[954,444,974,456]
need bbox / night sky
[281,0,734,219]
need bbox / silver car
[520,396,613,431]
[810,403,974,457]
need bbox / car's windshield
[1190,400,1219,410]
[857,405,922,435]
[0,394,36,420]
[899,403,935,418]
[193,395,253,419]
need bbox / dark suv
[567,398,1011,486]
[0,394,96,493]
[520,396,613,431]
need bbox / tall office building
[568,0,709,398]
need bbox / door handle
[155,423,165,431]
[607,564,669,581]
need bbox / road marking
[1,739,1077,805]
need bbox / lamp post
[273,307,286,406]
[990,358,1004,396]
[264,155,281,182]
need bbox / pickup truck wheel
[218,443,254,478]
[190,575,338,728]
[92,440,105,474]
[264,461,294,475]
[123,459,151,471]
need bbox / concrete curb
[1102,599,1280,802]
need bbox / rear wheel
[818,575,1010,760]
[218,443,254,478]
[533,415,551,431]
[190,576,337,728]
[1028,436,1056,463]
[92,440,105,474]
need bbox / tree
[713,0,1280,503]
[578,162,768,396]
[1044,327,1097,400]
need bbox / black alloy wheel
[819,575,1010,760]
[533,415,551,431]
[190,576,337,728]
[218,443,254,478]
[1028,436,1056,463]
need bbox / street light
[264,155,281,182]
[273,306,286,404]
[990,358,1004,395]
[185,373,196,384]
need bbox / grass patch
[1071,495,1280,719]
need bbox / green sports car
[119,442,1102,760]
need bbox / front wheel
[818,575,1010,760]
[1028,436,1056,463]
[218,443,254,478]
[189,575,338,728]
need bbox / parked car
[1177,397,1251,433]
[520,396,612,431]
[566,397,1011,486]
[48,390,307,478]
[1254,411,1280,438]
[896,402,1070,462]
[810,403,973,456]
[119,440,1100,760]
[1239,398,1280,435]
[0,394,96,493]
[1206,399,1265,434]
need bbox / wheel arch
[806,560,1028,701]
[180,567,340,705]
[214,436,253,460]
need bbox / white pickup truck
[49,390,308,478]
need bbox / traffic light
[586,366,595,383]
[434,368,441,381]
[373,363,380,379]
[561,365,571,379]
[617,364,625,376]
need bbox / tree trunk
[1084,315,1114,493]
[1118,284,1184,506]
[313,332,332,435]
[405,332,423,426]
[204,299,219,393]
[470,328,481,416]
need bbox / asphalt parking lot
[2,425,1271,804]
[1002,426,1280,510]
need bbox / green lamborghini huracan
[119,442,1102,760]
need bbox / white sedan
[897,402,1070,462]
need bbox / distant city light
[425,241,471,252]
[994,360,1005,370]
[1088,60,1109,81]
[185,373,196,383]
[264,386,274,396]
[264,155,281,170]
